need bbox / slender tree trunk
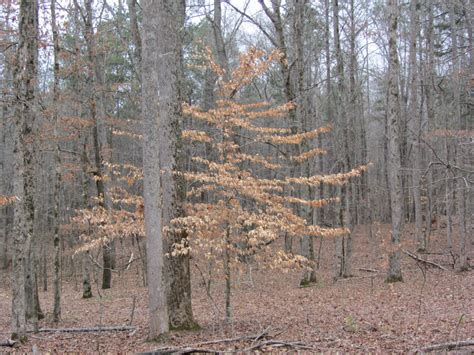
[78,0,115,289]
[332,0,353,278]
[258,0,297,254]
[127,0,142,69]
[459,0,473,270]
[408,0,425,251]
[224,225,231,322]
[81,140,93,299]
[51,0,62,321]
[212,0,230,81]
[0,76,8,271]
[386,0,404,283]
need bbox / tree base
[385,274,403,283]
[169,321,201,332]
[299,277,318,288]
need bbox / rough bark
[142,0,196,338]
[51,0,62,321]
[386,0,404,283]
[12,0,39,340]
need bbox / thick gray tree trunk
[142,0,195,339]
[386,0,404,283]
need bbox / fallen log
[415,339,474,352]
[0,339,16,347]
[402,249,448,271]
[35,326,136,333]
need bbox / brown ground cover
[0,223,472,353]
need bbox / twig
[88,253,141,274]
[402,249,448,271]
[454,314,465,341]
[415,339,474,352]
[250,325,272,347]
[194,263,223,316]
[35,326,136,333]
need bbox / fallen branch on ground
[359,268,379,273]
[415,339,474,352]
[35,326,136,333]
[142,346,219,353]
[241,339,315,352]
[148,339,313,354]
[0,339,16,347]
[402,249,448,271]
[153,327,270,352]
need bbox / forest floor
[0,222,473,353]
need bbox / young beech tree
[72,162,144,270]
[172,48,370,321]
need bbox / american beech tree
[173,48,370,321]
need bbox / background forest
[0,0,472,352]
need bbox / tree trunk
[51,0,62,321]
[258,0,297,254]
[408,0,425,251]
[78,0,115,289]
[386,0,404,283]
[142,0,196,338]
[81,138,93,299]
[12,0,39,339]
